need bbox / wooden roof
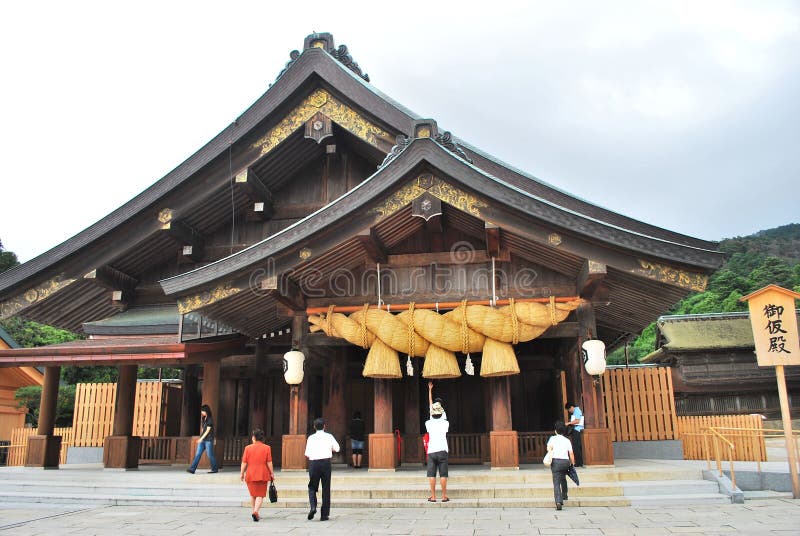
[0,33,725,343]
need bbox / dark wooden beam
[160,213,205,262]
[261,274,306,311]
[84,265,138,311]
[356,228,388,264]
[235,168,273,220]
[386,249,510,268]
[578,260,609,303]
[485,223,501,257]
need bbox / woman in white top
[546,421,575,510]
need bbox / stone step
[627,493,732,506]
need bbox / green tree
[15,384,76,427]
[0,238,19,274]
[0,317,80,348]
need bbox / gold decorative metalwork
[548,233,562,246]
[635,260,708,292]
[417,126,431,138]
[251,89,392,157]
[177,282,242,314]
[370,175,487,220]
[158,208,173,228]
[311,40,326,49]
[299,248,312,260]
[0,275,78,320]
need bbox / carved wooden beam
[577,260,609,303]
[159,210,205,262]
[356,228,388,264]
[485,223,501,257]
[235,168,273,220]
[386,249,510,268]
[261,274,306,312]
[84,265,138,311]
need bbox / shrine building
[0,33,725,470]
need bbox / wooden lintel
[356,228,388,264]
[577,260,607,300]
[386,249,511,268]
[261,275,306,311]
[485,223,501,257]
[305,332,358,347]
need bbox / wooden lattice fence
[602,366,678,441]
[6,426,73,466]
[677,414,767,462]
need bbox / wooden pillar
[576,301,613,465]
[195,359,224,469]
[282,313,309,470]
[369,378,396,470]
[26,366,61,468]
[402,372,422,463]
[180,365,200,436]
[323,347,347,463]
[103,364,141,469]
[489,376,519,469]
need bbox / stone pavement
[1,500,799,535]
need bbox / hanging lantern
[582,339,607,376]
[283,350,305,385]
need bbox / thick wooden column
[402,372,422,463]
[180,365,199,436]
[489,376,519,469]
[369,378,396,470]
[103,364,140,469]
[323,347,347,463]
[26,366,61,468]
[282,313,309,470]
[576,302,613,465]
[196,359,224,469]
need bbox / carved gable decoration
[304,112,333,144]
[276,33,370,83]
[412,192,442,221]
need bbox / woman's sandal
[427,497,436,502]
[442,498,450,502]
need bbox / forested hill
[611,223,800,363]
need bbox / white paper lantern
[582,339,607,376]
[283,350,305,385]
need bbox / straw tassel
[422,344,461,379]
[480,338,520,377]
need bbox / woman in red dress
[240,428,274,522]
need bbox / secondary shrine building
[0,33,725,470]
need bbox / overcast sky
[1,1,798,263]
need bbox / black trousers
[571,429,584,466]
[550,458,570,504]
[308,459,332,518]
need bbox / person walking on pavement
[187,404,218,474]
[547,421,575,510]
[425,381,449,503]
[305,417,340,521]
[565,401,584,467]
[240,428,274,522]
[349,411,365,468]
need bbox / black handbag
[268,480,278,503]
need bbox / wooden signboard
[742,284,800,366]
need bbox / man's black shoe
[307,509,316,520]
[320,517,329,521]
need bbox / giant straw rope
[308,298,584,379]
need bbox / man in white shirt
[304,417,340,521]
[425,401,450,502]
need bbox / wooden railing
[446,433,485,464]
[678,415,767,461]
[518,431,550,463]
[4,427,73,466]
[139,436,179,465]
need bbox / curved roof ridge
[0,48,413,296]
[454,137,719,251]
[431,139,723,256]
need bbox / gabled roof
[161,137,724,297]
[82,305,179,336]
[1,33,725,337]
